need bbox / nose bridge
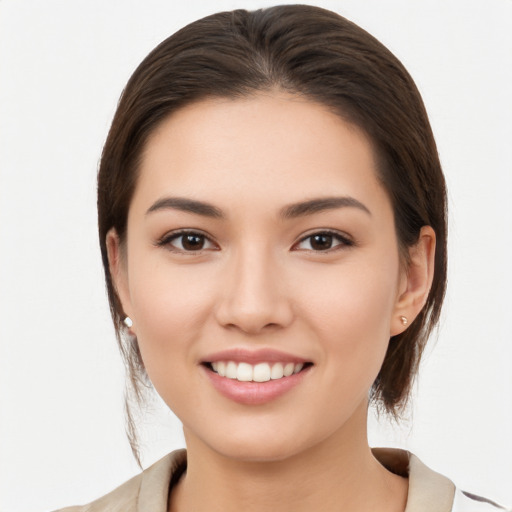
[216,241,293,333]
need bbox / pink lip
[202,348,309,365]
[203,365,311,405]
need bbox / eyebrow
[280,196,371,218]
[146,197,224,218]
[146,195,371,219]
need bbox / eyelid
[156,228,353,253]
[156,229,219,252]
[292,229,354,251]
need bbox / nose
[214,246,294,335]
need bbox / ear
[106,228,136,335]
[390,226,436,336]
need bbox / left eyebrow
[280,196,371,219]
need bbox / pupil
[311,234,332,250]
[183,234,204,250]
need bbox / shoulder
[52,449,187,512]
[407,451,510,512]
[52,471,141,512]
[373,448,510,512]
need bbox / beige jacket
[55,448,509,512]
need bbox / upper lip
[201,348,310,365]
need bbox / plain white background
[0,1,511,510]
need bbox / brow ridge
[280,196,371,218]
[146,195,370,219]
[146,197,224,218]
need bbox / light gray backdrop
[1,1,511,510]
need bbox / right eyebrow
[280,196,371,219]
[146,197,225,219]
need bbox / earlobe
[106,228,135,332]
[391,226,436,336]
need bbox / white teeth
[270,362,284,380]
[237,362,253,382]
[253,363,271,382]
[226,361,237,379]
[210,360,306,382]
[283,362,294,377]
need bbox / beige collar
[137,448,455,512]
[372,447,455,512]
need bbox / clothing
[54,448,509,512]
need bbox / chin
[195,424,329,464]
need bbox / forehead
[134,92,388,215]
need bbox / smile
[210,361,305,382]
[201,349,312,404]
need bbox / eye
[293,231,353,252]
[158,230,218,252]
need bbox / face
[110,92,412,462]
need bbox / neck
[169,403,407,512]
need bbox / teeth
[283,362,294,377]
[253,363,271,382]
[270,362,284,380]
[237,362,253,382]
[226,361,237,379]
[210,361,306,382]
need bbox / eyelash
[156,229,354,254]
[156,230,218,253]
[293,230,354,252]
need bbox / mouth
[204,360,313,382]
[200,349,313,404]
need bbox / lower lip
[203,366,311,405]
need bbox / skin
[108,92,435,512]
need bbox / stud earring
[400,316,408,326]
[124,316,133,328]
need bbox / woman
[55,5,508,512]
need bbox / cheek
[126,257,217,378]
[299,255,399,334]
[296,254,400,377]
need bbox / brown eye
[159,231,217,252]
[181,233,206,250]
[310,234,333,250]
[294,231,353,252]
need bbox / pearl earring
[124,317,133,328]
[400,316,408,326]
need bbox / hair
[97,5,447,464]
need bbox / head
[98,5,447,463]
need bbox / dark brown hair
[98,5,447,464]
